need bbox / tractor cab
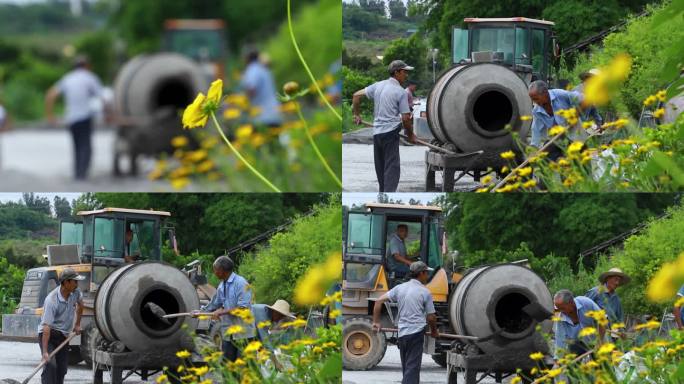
[452,17,556,82]
[344,203,444,292]
[76,208,171,286]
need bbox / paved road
[342,346,500,384]
[0,128,175,192]
[0,340,162,383]
[342,144,479,192]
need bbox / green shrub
[238,196,341,310]
[0,255,26,306]
[75,31,115,82]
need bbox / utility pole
[431,48,439,83]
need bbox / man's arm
[73,298,84,335]
[675,304,683,329]
[372,292,390,331]
[393,252,413,266]
[41,324,51,361]
[352,89,366,125]
[529,116,544,148]
[45,86,60,126]
[398,92,415,143]
[425,293,438,338]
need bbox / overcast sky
[342,192,442,207]
[0,193,82,204]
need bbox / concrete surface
[0,128,175,192]
[342,345,501,384]
[0,340,162,383]
[342,143,479,192]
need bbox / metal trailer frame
[446,347,549,384]
[92,348,184,384]
[424,149,486,191]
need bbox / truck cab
[452,17,556,83]
[163,19,227,82]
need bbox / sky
[342,192,442,207]
[0,193,82,204]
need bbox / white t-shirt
[54,68,103,125]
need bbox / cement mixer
[112,53,208,176]
[91,261,199,384]
[445,264,554,383]
[422,17,556,191]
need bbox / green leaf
[316,352,342,381]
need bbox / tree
[53,196,71,220]
[71,193,102,214]
[383,34,428,85]
[22,193,51,216]
[388,0,407,20]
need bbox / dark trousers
[69,117,93,180]
[373,127,401,192]
[397,330,424,384]
[222,337,256,362]
[38,330,69,384]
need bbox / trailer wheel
[431,352,447,367]
[343,317,387,370]
[67,346,83,365]
[80,323,101,366]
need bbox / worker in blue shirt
[585,268,630,327]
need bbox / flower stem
[294,101,342,188]
[211,113,281,192]
[287,0,341,122]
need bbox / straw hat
[599,268,631,285]
[267,299,295,319]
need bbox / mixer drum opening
[140,288,179,332]
[472,90,513,133]
[494,292,533,334]
[154,79,193,110]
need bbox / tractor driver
[387,224,414,278]
[124,224,140,263]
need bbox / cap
[410,261,433,274]
[59,268,85,283]
[388,60,414,74]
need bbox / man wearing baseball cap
[352,59,417,192]
[372,261,438,384]
[37,267,85,384]
[585,267,630,326]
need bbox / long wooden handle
[162,312,213,319]
[23,333,77,384]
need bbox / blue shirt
[553,296,602,359]
[252,304,293,349]
[203,272,256,340]
[530,89,584,147]
[387,279,436,338]
[241,61,282,126]
[573,84,603,127]
[386,233,408,274]
[585,285,623,324]
[39,287,83,336]
[365,77,410,135]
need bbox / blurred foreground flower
[584,54,632,106]
[294,252,342,306]
[647,252,684,302]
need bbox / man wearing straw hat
[252,299,296,349]
[37,268,85,384]
[585,267,630,326]
[573,68,604,130]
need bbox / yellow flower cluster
[647,252,684,302]
[294,252,342,305]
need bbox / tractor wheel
[431,352,447,367]
[343,317,387,370]
[80,324,101,367]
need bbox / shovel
[161,311,214,319]
[0,333,78,384]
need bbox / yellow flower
[171,136,189,148]
[226,93,249,109]
[257,320,272,329]
[196,160,215,173]
[294,252,342,305]
[201,136,219,149]
[567,141,584,155]
[653,108,665,119]
[611,322,626,330]
[206,79,223,104]
[578,327,596,337]
[199,380,212,384]
[186,149,208,163]
[475,187,489,193]
[643,94,657,107]
[501,166,509,173]
[225,325,244,335]
[549,125,566,136]
[647,253,684,302]
[329,309,341,319]
[250,133,267,148]
[634,320,660,331]
[529,351,544,361]
[280,101,298,113]
[244,340,262,354]
[517,167,532,177]
[520,115,532,121]
[500,150,515,160]
[171,178,190,190]
[656,90,667,102]
[175,350,191,359]
[183,93,208,129]
[189,366,208,376]
[675,296,684,308]
[547,368,562,378]
[224,108,242,120]
[313,346,324,354]
[156,374,168,383]
[522,179,537,189]
[598,343,616,355]
[281,318,307,328]
[236,124,253,140]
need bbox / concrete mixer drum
[112,53,208,176]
